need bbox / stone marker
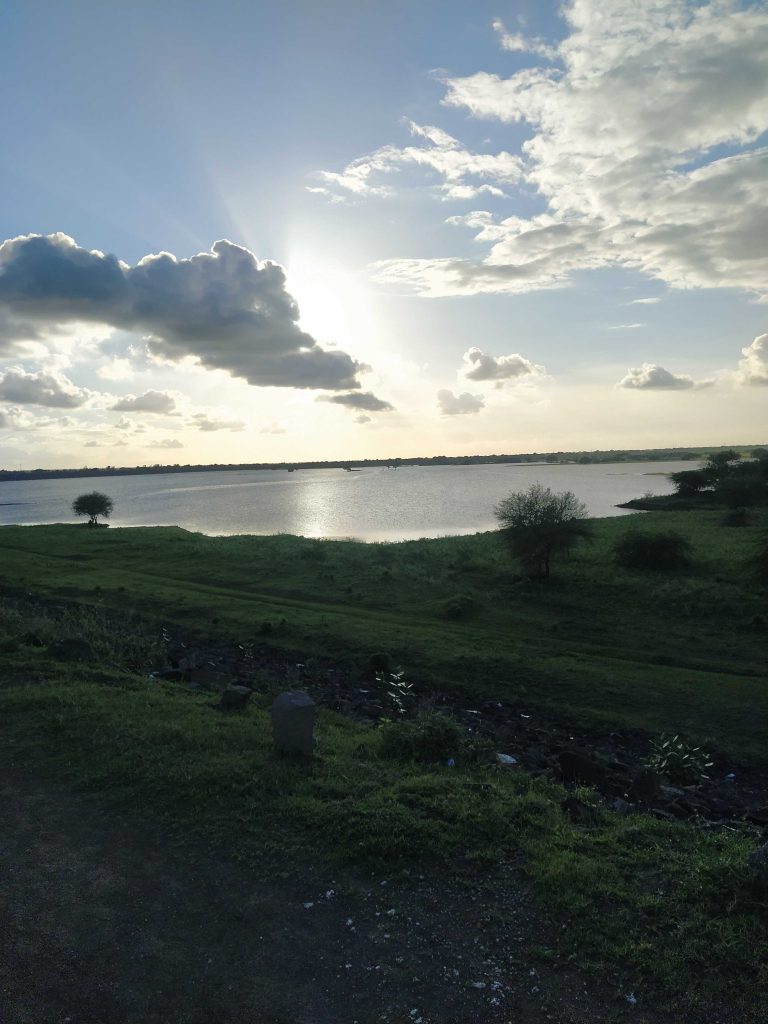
[271,691,316,756]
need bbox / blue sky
[0,0,766,468]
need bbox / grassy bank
[0,510,766,755]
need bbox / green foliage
[72,491,114,525]
[375,667,415,717]
[614,529,693,570]
[494,483,592,579]
[645,733,714,784]
[379,711,464,763]
[671,468,711,497]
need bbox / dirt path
[0,765,679,1024]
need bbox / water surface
[0,461,689,541]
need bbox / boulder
[271,691,316,756]
[558,747,605,788]
[217,685,252,712]
[628,767,661,805]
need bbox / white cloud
[737,333,768,386]
[462,346,544,383]
[312,120,522,202]
[617,363,711,390]
[371,1,768,298]
[629,297,662,305]
[0,367,91,408]
[437,389,485,415]
[0,234,366,391]
[492,18,558,60]
[189,413,246,432]
[608,323,644,330]
[146,438,184,449]
[111,390,178,414]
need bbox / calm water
[0,462,690,542]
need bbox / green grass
[1,512,767,1011]
[0,511,766,756]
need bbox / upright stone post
[270,691,316,756]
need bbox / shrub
[368,652,392,674]
[380,712,464,763]
[614,530,692,571]
[645,733,714,784]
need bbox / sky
[0,0,766,469]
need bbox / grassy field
[0,509,765,754]
[1,511,767,1015]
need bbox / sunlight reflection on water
[0,461,691,541]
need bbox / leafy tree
[494,483,591,579]
[671,468,711,497]
[72,491,114,526]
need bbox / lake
[0,461,690,542]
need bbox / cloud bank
[0,234,367,391]
[352,1,768,298]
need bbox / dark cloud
[354,414,372,424]
[322,391,394,412]
[0,409,6,428]
[437,388,485,415]
[0,233,364,390]
[111,390,177,414]
[84,440,101,447]
[0,367,90,407]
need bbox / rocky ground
[1,764,691,1024]
[159,634,768,838]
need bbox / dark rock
[271,691,316,756]
[748,842,768,874]
[558,747,605,788]
[216,685,252,712]
[47,638,93,662]
[561,796,598,824]
[628,768,661,805]
[611,797,634,815]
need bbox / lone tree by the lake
[494,483,591,580]
[72,491,114,527]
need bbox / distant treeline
[1,445,763,484]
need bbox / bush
[380,712,464,763]
[645,733,714,784]
[368,652,392,674]
[614,530,692,571]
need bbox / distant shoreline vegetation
[0,444,763,484]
